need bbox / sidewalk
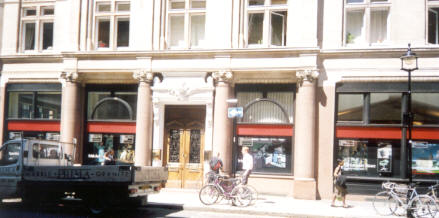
[148,188,399,218]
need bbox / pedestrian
[241,146,253,185]
[331,159,348,208]
[104,149,115,165]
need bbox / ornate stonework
[133,70,154,83]
[296,69,319,85]
[59,71,79,83]
[212,70,233,83]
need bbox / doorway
[164,105,205,189]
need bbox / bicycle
[426,181,439,203]
[373,181,437,217]
[204,171,258,205]
[199,173,253,207]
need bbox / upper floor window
[166,0,206,49]
[344,0,390,46]
[94,0,130,49]
[21,6,55,52]
[428,1,439,44]
[245,0,287,47]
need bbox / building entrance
[164,106,205,189]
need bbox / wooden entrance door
[165,121,204,189]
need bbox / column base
[293,178,316,200]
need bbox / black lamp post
[400,43,418,218]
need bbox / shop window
[21,6,54,52]
[412,93,439,125]
[94,0,130,49]
[370,93,401,124]
[86,133,135,165]
[237,137,292,174]
[345,0,390,46]
[167,0,206,49]
[87,91,137,121]
[246,0,287,47]
[0,143,21,166]
[337,139,401,178]
[8,91,61,120]
[237,89,294,124]
[412,141,439,179]
[337,94,364,122]
[428,8,439,44]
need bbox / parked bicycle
[199,173,253,207]
[426,182,439,203]
[373,181,437,217]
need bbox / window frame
[427,1,439,45]
[20,5,55,52]
[343,0,391,47]
[244,0,288,48]
[166,0,207,49]
[93,0,131,50]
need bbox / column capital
[133,70,154,83]
[59,72,80,83]
[296,69,319,86]
[212,70,233,83]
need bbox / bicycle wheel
[414,195,438,218]
[231,186,252,207]
[199,185,220,205]
[246,185,258,205]
[373,191,397,216]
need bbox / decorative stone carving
[59,72,79,83]
[133,71,154,83]
[169,82,196,101]
[296,69,319,86]
[212,70,233,83]
[206,102,213,128]
[152,98,160,125]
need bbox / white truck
[0,139,168,213]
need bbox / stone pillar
[212,71,233,175]
[294,69,319,200]
[59,72,81,162]
[133,71,154,166]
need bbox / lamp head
[400,43,418,71]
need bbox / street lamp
[400,43,418,218]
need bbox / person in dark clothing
[331,159,348,208]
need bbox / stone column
[133,71,154,166]
[59,72,81,162]
[294,69,319,200]
[212,71,233,175]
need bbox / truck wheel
[87,197,108,214]
[126,196,148,208]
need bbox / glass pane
[412,141,439,179]
[169,129,180,162]
[428,8,439,44]
[370,93,401,124]
[267,92,294,123]
[271,0,287,5]
[337,94,363,122]
[370,9,388,44]
[248,13,264,45]
[170,0,185,9]
[0,143,21,166]
[170,15,185,47]
[347,0,364,3]
[346,10,365,45]
[412,93,439,125]
[97,3,111,12]
[87,92,111,118]
[41,7,54,15]
[24,23,36,50]
[94,101,131,120]
[36,92,61,119]
[42,22,54,50]
[249,0,264,6]
[243,101,288,123]
[191,0,206,9]
[115,92,137,120]
[116,2,130,11]
[238,137,292,174]
[371,0,388,2]
[87,92,136,120]
[189,129,201,163]
[271,11,286,46]
[8,92,34,119]
[98,19,110,48]
[32,143,60,159]
[190,15,205,47]
[24,8,37,16]
[117,18,130,47]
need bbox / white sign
[228,107,243,118]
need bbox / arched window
[242,98,290,123]
[91,97,133,120]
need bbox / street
[0,200,283,218]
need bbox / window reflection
[412,93,439,125]
[337,94,363,122]
[370,93,401,124]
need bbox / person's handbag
[335,175,347,188]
